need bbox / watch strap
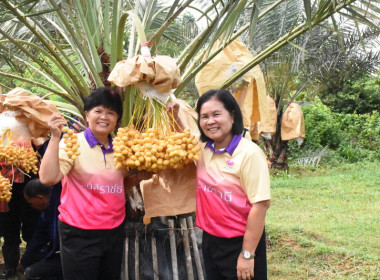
[241,250,255,259]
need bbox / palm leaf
[303,0,312,29]
[1,0,379,123]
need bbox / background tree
[302,25,380,114]
[226,1,380,169]
[0,0,379,168]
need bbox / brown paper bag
[281,102,305,140]
[0,88,58,138]
[250,122,260,141]
[108,55,181,94]
[195,38,258,96]
[259,95,277,135]
[140,99,199,218]
[108,56,155,87]
[194,39,272,137]
[152,56,181,93]
[140,163,197,218]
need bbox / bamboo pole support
[180,217,194,280]
[135,230,139,280]
[168,218,179,280]
[151,235,159,280]
[124,237,129,280]
[187,216,204,280]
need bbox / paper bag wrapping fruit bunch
[108,49,200,217]
[0,88,58,210]
[281,102,305,144]
[108,48,200,172]
[195,38,305,143]
[195,38,278,140]
[108,54,181,103]
[0,87,58,138]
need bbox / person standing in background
[0,152,40,279]
[0,87,61,280]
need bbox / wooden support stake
[180,217,194,280]
[124,237,129,280]
[151,236,159,280]
[187,216,204,280]
[135,230,139,280]
[168,218,179,280]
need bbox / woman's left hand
[166,101,185,132]
[237,256,254,280]
[124,170,153,189]
[166,101,180,121]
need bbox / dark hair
[84,87,123,124]
[24,178,52,197]
[196,89,244,142]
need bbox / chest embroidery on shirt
[223,159,235,171]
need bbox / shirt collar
[84,128,114,153]
[205,134,242,156]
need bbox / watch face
[243,251,250,258]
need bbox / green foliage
[325,72,380,114]
[1,53,73,105]
[289,99,380,164]
[178,88,198,108]
[157,12,198,57]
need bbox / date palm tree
[0,0,379,163]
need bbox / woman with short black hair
[168,89,270,280]
[196,89,244,142]
[39,87,151,280]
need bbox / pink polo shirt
[196,135,270,238]
[58,128,125,230]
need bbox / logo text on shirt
[198,182,232,202]
[82,184,123,194]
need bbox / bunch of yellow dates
[0,174,12,203]
[0,143,38,174]
[61,126,80,160]
[113,126,200,172]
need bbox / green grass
[266,161,380,279]
[2,162,378,279]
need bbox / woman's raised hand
[48,113,67,138]
[166,101,180,121]
[166,101,184,132]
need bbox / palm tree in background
[228,0,380,169]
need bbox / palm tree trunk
[263,112,289,171]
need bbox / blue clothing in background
[20,183,62,268]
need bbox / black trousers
[202,228,267,280]
[24,252,63,280]
[0,182,40,271]
[58,220,124,280]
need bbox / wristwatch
[241,250,255,259]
